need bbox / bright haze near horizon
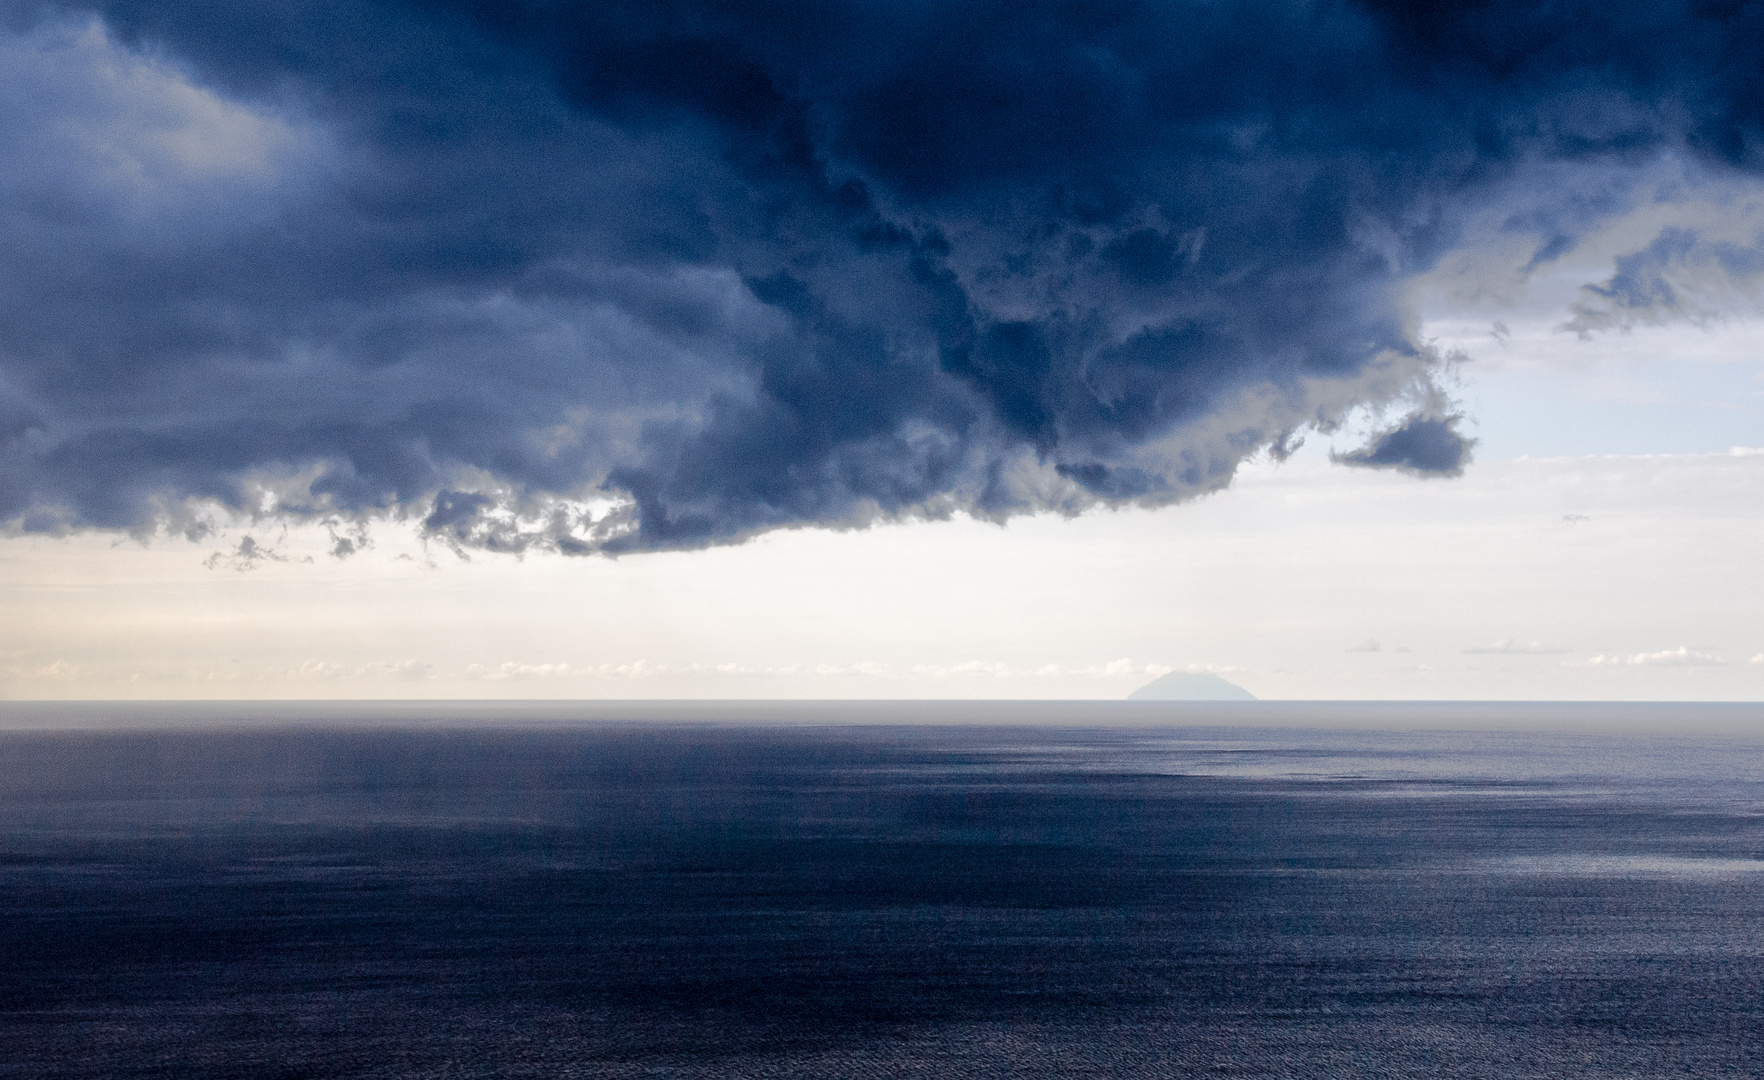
[1,0,1761,702]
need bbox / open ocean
[1,701,1761,1078]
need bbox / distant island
[1128,671,1257,701]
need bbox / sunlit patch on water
[1489,854,1764,878]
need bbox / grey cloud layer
[4,0,1762,551]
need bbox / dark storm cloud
[1,0,1761,552]
[1565,225,1764,333]
[1334,414,1475,477]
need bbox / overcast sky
[2,1,1761,699]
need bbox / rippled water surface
[2,702,1761,1078]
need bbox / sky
[2,0,1761,700]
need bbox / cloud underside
[4,1,1761,553]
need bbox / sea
[1,700,1761,1079]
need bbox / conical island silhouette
[1128,671,1256,701]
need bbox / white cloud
[814,662,887,677]
[909,659,1178,679]
[1464,638,1571,654]
[282,659,436,681]
[469,661,577,680]
[1749,654,1764,666]
[1347,639,1382,653]
[452,657,1186,683]
[2,660,80,680]
[294,660,345,680]
[358,659,434,680]
[1586,647,1725,667]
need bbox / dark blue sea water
[2,702,1762,1078]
